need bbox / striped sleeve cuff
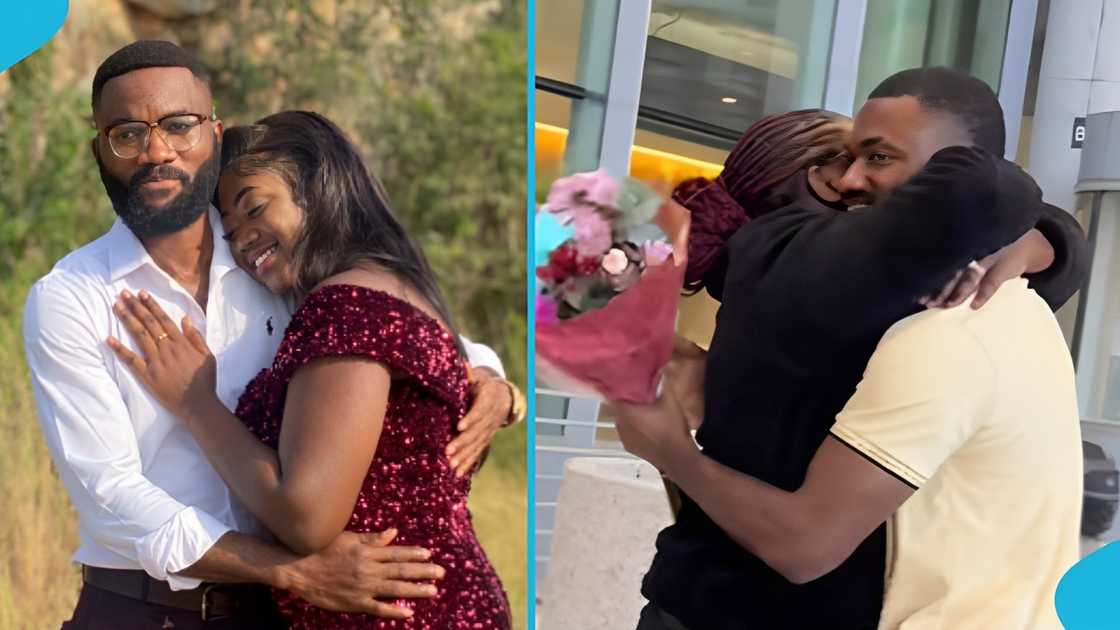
[830,426,925,490]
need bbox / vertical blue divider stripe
[0,2,69,74]
[525,1,537,628]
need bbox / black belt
[82,566,240,621]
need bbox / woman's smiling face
[217,168,305,294]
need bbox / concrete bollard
[539,456,675,630]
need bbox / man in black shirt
[616,68,1087,629]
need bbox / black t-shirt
[640,146,1084,629]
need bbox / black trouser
[61,583,288,630]
[636,602,692,630]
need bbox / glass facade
[536,1,839,186]
[536,0,1028,197]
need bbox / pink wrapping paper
[536,198,690,403]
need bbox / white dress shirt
[23,209,504,590]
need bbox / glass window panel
[639,0,838,142]
[855,0,1012,111]
[536,90,573,194]
[535,0,587,86]
[536,0,620,176]
[535,0,617,96]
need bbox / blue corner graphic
[0,2,69,74]
[1055,540,1120,629]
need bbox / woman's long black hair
[220,111,463,355]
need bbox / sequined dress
[235,284,511,629]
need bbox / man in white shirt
[616,68,1082,630]
[24,40,520,628]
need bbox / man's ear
[213,117,224,140]
[89,136,99,161]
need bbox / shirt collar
[207,208,239,281]
[106,206,239,282]
[106,218,150,282]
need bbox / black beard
[97,148,220,240]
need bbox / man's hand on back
[277,529,445,620]
[446,367,514,477]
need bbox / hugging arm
[654,432,914,584]
[614,318,991,584]
[765,146,1044,338]
[109,289,391,556]
[449,338,518,477]
[613,387,913,585]
[1025,203,1089,310]
[257,356,390,555]
[931,202,1088,310]
[109,293,513,553]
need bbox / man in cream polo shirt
[830,276,1081,628]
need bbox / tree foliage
[0,45,113,311]
[0,0,527,385]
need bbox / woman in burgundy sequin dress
[106,111,511,629]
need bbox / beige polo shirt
[830,279,1082,630]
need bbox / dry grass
[0,317,526,628]
[469,423,528,630]
[0,321,82,629]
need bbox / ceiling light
[721,97,737,104]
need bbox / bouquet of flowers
[535,169,690,403]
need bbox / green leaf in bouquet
[553,273,617,318]
[614,178,664,229]
[580,281,618,311]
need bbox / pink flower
[546,169,620,224]
[572,212,612,257]
[642,240,674,266]
[601,248,629,275]
[536,294,559,326]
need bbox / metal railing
[534,387,638,591]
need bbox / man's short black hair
[92,40,211,111]
[868,67,1005,155]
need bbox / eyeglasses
[102,112,216,159]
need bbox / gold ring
[156,333,169,342]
